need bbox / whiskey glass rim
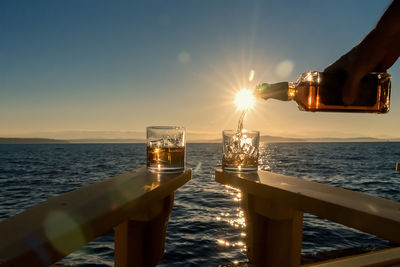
[223,129,259,135]
[147,126,186,130]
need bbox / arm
[324,0,400,105]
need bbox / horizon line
[1,136,400,145]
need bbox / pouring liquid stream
[222,84,258,171]
[236,86,257,134]
[236,109,247,134]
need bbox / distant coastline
[1,136,400,144]
[0,138,69,144]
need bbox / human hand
[324,0,400,105]
[324,29,399,105]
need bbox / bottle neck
[255,82,290,101]
[288,82,296,100]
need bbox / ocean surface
[1,142,400,266]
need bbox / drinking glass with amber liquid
[147,126,186,173]
[222,129,259,172]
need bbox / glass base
[222,165,258,173]
[147,166,185,174]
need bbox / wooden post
[242,192,303,267]
[0,168,191,267]
[114,194,174,267]
[215,169,400,266]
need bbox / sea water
[1,143,400,266]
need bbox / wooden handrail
[0,168,191,267]
[215,169,400,267]
[215,169,400,241]
[304,247,400,267]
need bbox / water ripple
[0,142,399,265]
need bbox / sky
[1,0,399,140]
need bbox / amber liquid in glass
[147,146,185,172]
[222,127,259,172]
[222,154,258,170]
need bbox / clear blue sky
[1,0,398,139]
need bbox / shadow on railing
[0,168,191,267]
[215,169,400,267]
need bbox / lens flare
[235,89,255,110]
[248,69,255,81]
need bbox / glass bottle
[255,71,391,113]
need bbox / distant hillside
[69,138,223,143]
[262,136,399,143]
[190,135,307,143]
[0,138,69,144]
[1,136,399,144]
[260,135,304,143]
[188,139,221,143]
[189,136,304,143]
[304,137,383,142]
[68,139,145,143]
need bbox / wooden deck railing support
[242,194,303,266]
[114,194,174,267]
[0,168,191,267]
[215,169,400,267]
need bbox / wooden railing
[0,168,191,267]
[2,167,398,266]
[215,169,400,267]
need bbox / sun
[235,89,255,110]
